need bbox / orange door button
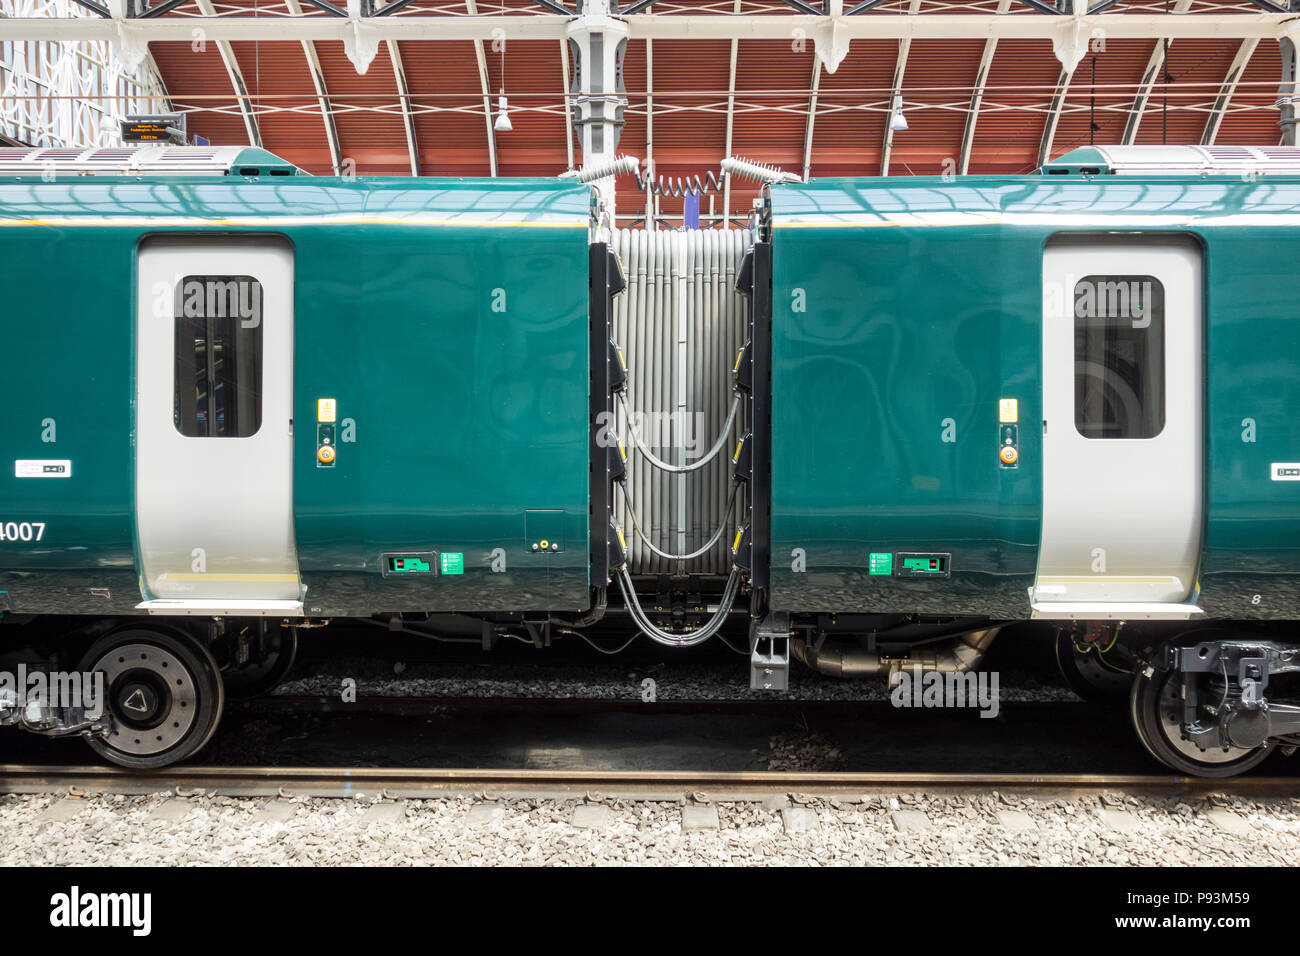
[317,445,337,465]
[999,446,1019,466]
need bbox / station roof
[70,1,1298,217]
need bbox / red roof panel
[140,19,1298,205]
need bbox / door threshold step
[1030,602,1204,621]
[136,599,304,617]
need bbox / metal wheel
[78,626,225,769]
[1054,627,1131,701]
[222,623,299,700]
[1130,662,1274,778]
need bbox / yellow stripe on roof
[0,215,588,229]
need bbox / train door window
[173,275,264,437]
[1073,275,1165,439]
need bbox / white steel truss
[2,11,1299,57]
[0,0,169,147]
[3,0,1297,189]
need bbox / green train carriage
[0,146,603,766]
[754,144,1300,775]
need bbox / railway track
[2,763,1298,800]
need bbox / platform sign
[121,113,186,144]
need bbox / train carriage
[2,142,1300,776]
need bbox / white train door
[1034,237,1203,618]
[135,236,301,613]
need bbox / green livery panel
[767,176,1300,619]
[0,175,593,615]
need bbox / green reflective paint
[0,173,593,615]
[768,175,1300,618]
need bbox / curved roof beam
[1122,0,1194,145]
[386,38,419,175]
[466,0,498,177]
[192,0,260,147]
[1037,64,1075,166]
[802,57,821,182]
[1202,37,1259,145]
[879,0,921,176]
[283,0,342,175]
[960,0,1012,175]
[560,35,575,171]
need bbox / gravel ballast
[272,658,1075,704]
[4,790,1296,866]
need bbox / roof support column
[645,36,655,229]
[567,0,629,217]
[721,0,740,227]
[1280,33,1297,144]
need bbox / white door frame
[1033,236,1204,621]
[135,235,301,614]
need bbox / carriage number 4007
[0,522,46,542]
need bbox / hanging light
[889,95,908,132]
[494,92,512,133]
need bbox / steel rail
[1,764,1297,798]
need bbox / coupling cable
[615,566,743,648]
[618,481,739,562]
[616,391,740,474]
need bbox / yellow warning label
[998,398,1018,424]
[317,398,337,423]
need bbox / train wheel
[222,623,299,700]
[1054,627,1131,701]
[1129,661,1274,778]
[78,627,225,769]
